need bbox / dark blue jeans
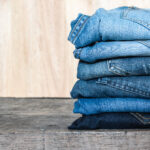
[68,113,150,129]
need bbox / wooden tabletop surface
[0,98,149,150]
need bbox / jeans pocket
[107,60,131,76]
[121,7,150,30]
[107,57,150,76]
[96,77,150,98]
[131,113,150,125]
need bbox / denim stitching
[130,113,149,125]
[130,113,145,125]
[122,7,150,30]
[96,79,150,98]
[68,15,85,41]
[130,113,150,124]
[122,7,133,18]
[136,112,150,119]
[72,16,89,44]
[112,66,131,75]
[98,78,150,94]
[123,17,150,30]
[107,60,131,76]
[138,41,150,48]
[141,64,150,75]
[107,60,124,76]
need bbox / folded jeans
[68,6,150,48]
[78,57,150,80]
[73,41,150,63]
[71,76,150,98]
[73,98,150,115]
[68,113,150,129]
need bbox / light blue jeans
[78,57,150,80]
[73,41,150,63]
[68,7,150,48]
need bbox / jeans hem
[68,15,89,44]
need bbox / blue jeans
[71,76,150,98]
[68,113,150,129]
[78,57,150,80]
[68,7,150,48]
[73,41,150,63]
[73,98,150,115]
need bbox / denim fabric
[68,6,150,48]
[68,113,150,129]
[73,98,150,115]
[73,41,150,63]
[78,57,150,80]
[71,76,150,98]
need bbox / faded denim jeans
[71,76,150,99]
[68,6,150,130]
[68,113,150,129]
[78,57,150,80]
[73,41,150,63]
[68,7,150,48]
[73,98,150,115]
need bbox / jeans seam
[138,40,150,48]
[107,60,130,76]
[96,79,150,98]
[68,15,85,41]
[130,113,146,125]
[130,113,150,124]
[122,7,150,30]
[136,112,150,119]
[122,7,132,18]
[72,16,89,44]
[123,17,150,30]
[107,60,123,76]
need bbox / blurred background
[0,0,149,97]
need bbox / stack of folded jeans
[68,6,150,129]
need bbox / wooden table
[0,98,149,150]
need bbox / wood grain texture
[0,98,149,150]
[0,0,150,97]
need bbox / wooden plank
[0,98,149,149]
[45,131,150,150]
[0,0,150,97]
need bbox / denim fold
[68,6,150,130]
[78,57,150,80]
[68,6,150,48]
[68,113,150,129]
[71,76,150,99]
[73,41,150,63]
[73,98,150,115]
